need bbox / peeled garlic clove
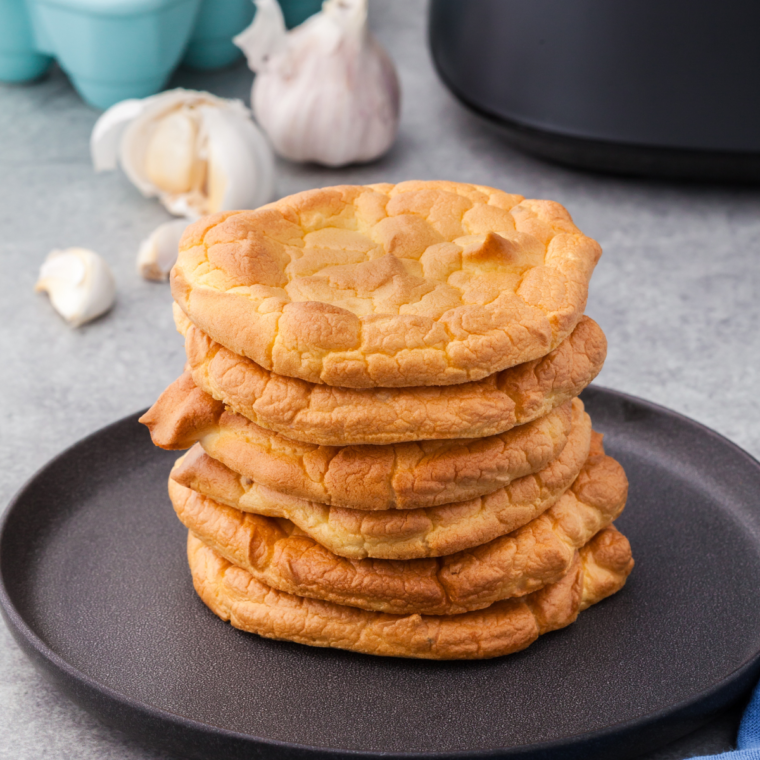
[137,219,189,281]
[234,0,401,167]
[144,109,204,195]
[111,89,208,199]
[35,248,116,327]
[90,89,275,218]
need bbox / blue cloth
[696,685,760,759]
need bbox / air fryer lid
[429,0,760,179]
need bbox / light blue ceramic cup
[0,0,53,81]
[28,0,202,108]
[182,0,254,70]
[0,0,323,109]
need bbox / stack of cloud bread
[140,181,634,660]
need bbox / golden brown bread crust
[142,377,591,510]
[170,436,628,615]
[171,182,602,388]
[140,372,224,452]
[170,417,590,559]
[177,304,606,445]
[187,525,633,659]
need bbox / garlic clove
[118,89,220,201]
[137,219,190,281]
[35,248,116,327]
[144,109,204,196]
[235,0,401,167]
[91,89,275,218]
[90,98,147,172]
[200,105,275,212]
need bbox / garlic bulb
[35,248,116,327]
[91,89,275,218]
[137,219,189,281]
[234,0,401,166]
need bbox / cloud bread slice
[145,379,586,510]
[176,303,606,446]
[170,181,602,388]
[170,433,627,616]
[188,526,633,660]
[142,377,589,511]
[170,412,590,560]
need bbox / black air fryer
[428,0,760,181]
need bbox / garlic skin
[91,89,275,218]
[137,219,189,282]
[35,249,116,328]
[235,0,401,167]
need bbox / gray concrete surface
[1,1,759,758]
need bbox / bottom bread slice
[188,526,633,660]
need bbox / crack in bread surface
[187,526,633,660]
[171,182,602,388]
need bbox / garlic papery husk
[234,0,401,167]
[90,89,275,218]
[137,219,190,282]
[35,249,116,328]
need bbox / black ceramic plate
[2,387,760,760]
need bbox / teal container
[182,0,254,70]
[0,0,53,81]
[28,0,201,108]
[279,0,322,29]
[0,0,325,109]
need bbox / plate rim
[2,385,760,759]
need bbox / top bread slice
[171,181,602,388]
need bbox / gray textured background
[1,1,759,758]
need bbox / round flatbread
[177,304,606,445]
[170,420,591,560]
[187,526,633,660]
[171,438,628,615]
[142,377,588,510]
[171,181,602,388]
